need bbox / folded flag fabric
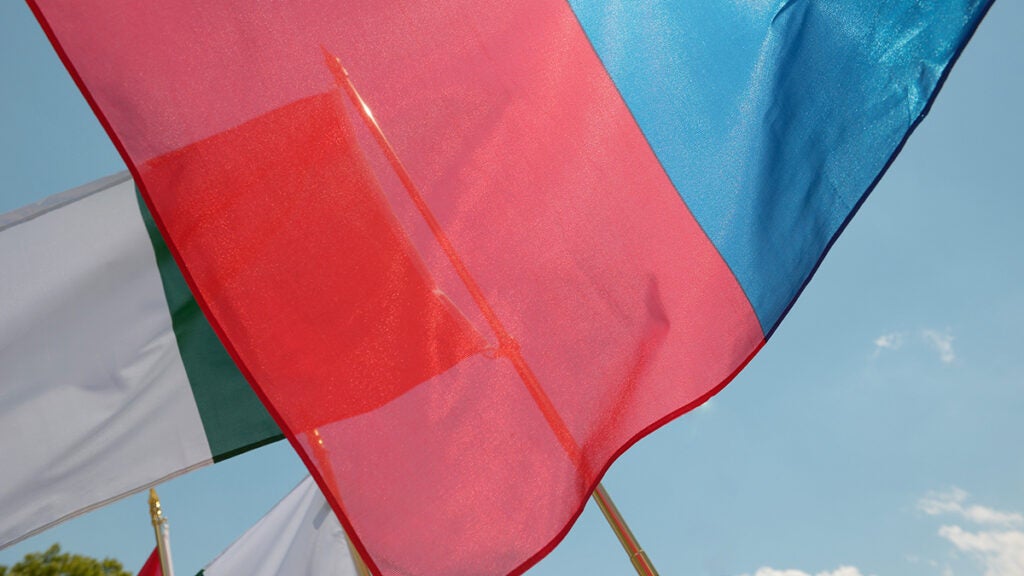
[197,476,358,576]
[138,547,163,576]
[0,173,281,550]
[29,1,992,575]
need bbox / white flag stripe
[202,477,357,576]
[0,175,213,548]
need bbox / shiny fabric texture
[29,0,991,574]
[570,0,990,333]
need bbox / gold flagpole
[323,50,659,576]
[148,488,175,576]
[592,484,659,575]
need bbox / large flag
[197,477,358,576]
[28,1,993,575]
[0,174,281,549]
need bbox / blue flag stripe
[569,0,993,334]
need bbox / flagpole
[324,50,659,576]
[148,488,175,576]
[592,484,659,575]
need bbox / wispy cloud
[737,488,1022,576]
[873,332,904,354]
[921,488,1024,576]
[869,328,956,363]
[919,488,1023,527]
[939,525,1024,576]
[739,567,871,576]
[922,329,956,364]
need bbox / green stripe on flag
[137,190,283,461]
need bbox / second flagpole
[148,488,175,576]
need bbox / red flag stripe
[29,1,764,574]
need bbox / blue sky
[1,2,1022,575]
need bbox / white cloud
[919,487,970,515]
[939,525,1024,576]
[918,488,1023,527]
[870,328,958,364]
[919,488,1024,576]
[739,567,870,576]
[873,332,904,351]
[738,489,1022,576]
[922,329,956,364]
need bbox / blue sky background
[1,2,1022,575]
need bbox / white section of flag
[202,476,358,576]
[0,173,213,549]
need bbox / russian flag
[28,1,992,575]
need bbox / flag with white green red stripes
[0,172,281,549]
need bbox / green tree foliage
[0,544,131,576]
